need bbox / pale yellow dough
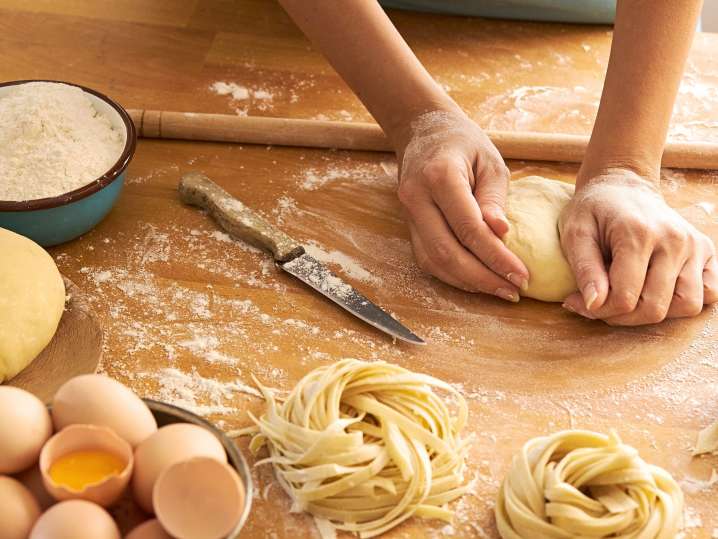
[496,430,683,539]
[0,228,65,382]
[504,176,577,302]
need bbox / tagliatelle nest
[495,430,684,539]
[239,358,470,538]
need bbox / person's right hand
[395,109,529,302]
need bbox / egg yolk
[48,450,126,490]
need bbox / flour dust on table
[503,176,577,302]
[0,81,124,201]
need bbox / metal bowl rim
[44,399,254,536]
[142,398,254,536]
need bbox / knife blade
[178,172,425,345]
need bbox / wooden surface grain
[9,277,103,403]
[3,1,718,537]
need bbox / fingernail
[583,282,598,310]
[507,272,527,290]
[496,288,520,303]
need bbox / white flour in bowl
[0,81,125,201]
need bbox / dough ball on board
[503,177,577,302]
[0,227,65,382]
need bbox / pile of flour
[0,82,125,201]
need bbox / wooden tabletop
[4,1,718,537]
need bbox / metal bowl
[143,399,253,537]
[0,80,136,246]
[44,399,253,536]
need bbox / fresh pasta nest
[243,358,470,538]
[495,430,683,539]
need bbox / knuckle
[662,226,689,246]
[624,220,653,243]
[572,260,595,283]
[453,220,482,248]
[705,285,718,304]
[421,159,452,189]
[564,223,595,244]
[477,191,504,209]
[679,298,704,317]
[611,289,640,314]
[426,238,454,266]
[487,161,510,180]
[642,299,670,324]
[481,251,502,273]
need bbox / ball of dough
[0,227,65,382]
[495,430,683,539]
[503,176,577,302]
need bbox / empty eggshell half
[125,519,173,539]
[29,499,120,539]
[39,424,133,507]
[132,423,227,513]
[52,374,157,448]
[153,457,245,539]
[0,476,41,539]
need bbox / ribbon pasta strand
[243,359,470,538]
[495,430,683,539]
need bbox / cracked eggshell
[39,424,133,507]
[132,423,227,513]
[153,457,244,539]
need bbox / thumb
[475,162,511,237]
[561,227,610,312]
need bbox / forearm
[278,0,457,149]
[578,0,702,187]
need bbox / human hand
[559,168,718,325]
[396,109,529,302]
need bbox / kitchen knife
[178,172,425,345]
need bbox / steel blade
[280,254,425,345]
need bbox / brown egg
[29,499,120,539]
[125,519,173,539]
[0,386,53,474]
[39,424,133,507]
[0,475,41,539]
[132,424,227,513]
[14,465,56,511]
[52,374,157,448]
[153,457,244,539]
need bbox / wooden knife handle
[178,172,304,262]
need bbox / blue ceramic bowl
[0,80,136,246]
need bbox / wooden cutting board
[8,276,103,403]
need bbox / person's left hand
[559,168,718,325]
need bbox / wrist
[574,165,662,197]
[383,94,463,155]
[577,156,661,190]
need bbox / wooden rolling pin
[127,109,718,170]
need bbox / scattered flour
[210,81,275,113]
[303,241,381,286]
[0,81,124,201]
